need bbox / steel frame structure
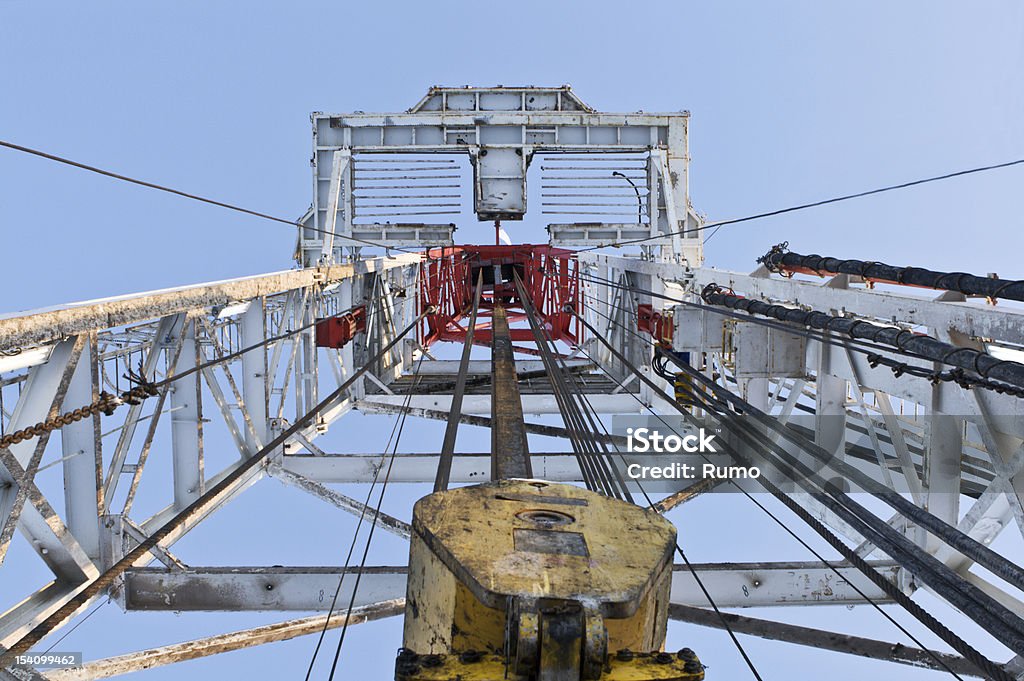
[418,244,579,351]
[301,86,702,266]
[2,87,1024,679]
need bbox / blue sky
[2,1,1024,679]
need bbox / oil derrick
[1,87,1023,681]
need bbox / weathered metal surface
[361,393,643,415]
[311,87,699,262]
[668,561,897,608]
[652,478,722,514]
[490,306,533,480]
[45,599,404,681]
[117,561,895,612]
[0,311,428,663]
[123,566,405,611]
[403,479,681,679]
[0,256,416,350]
[410,480,675,617]
[269,466,411,538]
[669,603,979,676]
[687,264,1024,347]
[538,606,585,681]
[393,650,704,681]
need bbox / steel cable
[586,285,1024,621]
[566,330,972,680]
[515,271,629,500]
[303,353,416,679]
[573,157,1024,252]
[325,350,426,680]
[577,308,1002,679]
[0,139,417,253]
[0,309,432,665]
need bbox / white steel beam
[0,257,418,350]
[279,451,765,494]
[120,562,896,612]
[44,599,404,681]
[123,567,406,611]
[169,319,202,509]
[669,561,898,608]
[357,393,644,415]
[669,604,980,676]
[413,359,590,375]
[240,297,269,452]
[0,338,96,582]
[60,336,101,559]
[0,581,81,650]
[688,266,1024,346]
[268,465,410,538]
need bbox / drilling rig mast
[2,86,1024,681]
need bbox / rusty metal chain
[0,381,157,449]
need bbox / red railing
[418,244,579,351]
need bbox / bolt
[422,654,443,668]
[654,652,673,664]
[615,649,634,662]
[264,583,274,591]
[677,648,696,660]
[396,648,417,662]
[684,660,703,673]
[459,649,482,664]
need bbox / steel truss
[1,87,1023,679]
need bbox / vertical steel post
[61,336,101,558]
[435,272,483,492]
[241,298,269,452]
[490,306,532,480]
[170,319,202,509]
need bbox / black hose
[701,284,1024,391]
[760,243,1024,302]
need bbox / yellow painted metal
[605,563,672,652]
[408,479,676,617]
[451,581,505,653]
[403,536,458,653]
[395,652,705,681]
[402,479,683,673]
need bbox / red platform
[418,244,579,352]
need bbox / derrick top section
[303,85,701,266]
[408,85,597,113]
